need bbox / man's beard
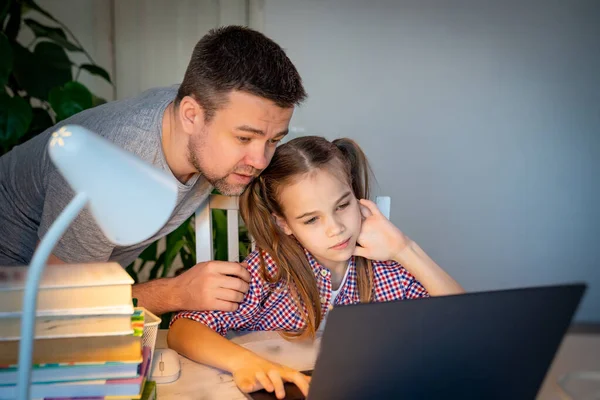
[188,140,259,196]
[208,174,251,196]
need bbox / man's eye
[269,137,283,145]
[237,137,252,143]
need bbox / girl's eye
[304,217,318,225]
[337,202,350,211]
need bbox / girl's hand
[233,356,311,399]
[353,199,411,261]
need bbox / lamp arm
[16,192,89,400]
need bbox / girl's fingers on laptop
[233,359,309,398]
[284,370,311,396]
[255,370,274,393]
[234,368,267,394]
[267,369,286,399]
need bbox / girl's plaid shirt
[171,249,429,336]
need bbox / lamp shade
[47,125,178,246]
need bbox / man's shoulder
[119,85,179,114]
[98,85,179,111]
[65,85,178,130]
[53,85,178,155]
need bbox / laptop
[249,283,586,400]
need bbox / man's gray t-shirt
[0,85,212,267]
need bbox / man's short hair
[176,25,307,120]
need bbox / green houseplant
[0,0,112,155]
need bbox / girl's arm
[354,199,464,296]
[168,318,310,399]
[392,239,464,296]
[168,317,255,374]
[167,318,310,399]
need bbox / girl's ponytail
[333,138,371,200]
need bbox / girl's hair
[239,136,374,339]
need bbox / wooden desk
[155,328,600,399]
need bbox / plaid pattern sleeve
[371,260,430,302]
[169,251,268,336]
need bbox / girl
[168,136,464,399]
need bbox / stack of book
[0,263,156,399]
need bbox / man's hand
[174,260,251,312]
[133,260,251,315]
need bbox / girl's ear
[272,213,293,236]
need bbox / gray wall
[261,0,600,321]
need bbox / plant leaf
[213,209,228,261]
[0,92,33,143]
[149,253,165,280]
[23,18,82,52]
[138,241,158,262]
[11,41,72,100]
[79,64,112,84]
[91,94,107,107]
[21,0,58,22]
[34,41,72,69]
[162,218,192,277]
[185,221,197,261]
[125,262,139,284]
[1,106,51,155]
[179,248,195,270]
[239,241,249,260]
[5,0,21,41]
[0,0,11,23]
[28,107,53,135]
[166,218,190,249]
[163,240,185,278]
[0,33,13,86]
[49,81,93,121]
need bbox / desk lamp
[17,125,178,399]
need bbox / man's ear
[178,96,205,134]
[272,213,293,236]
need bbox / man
[0,26,307,316]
